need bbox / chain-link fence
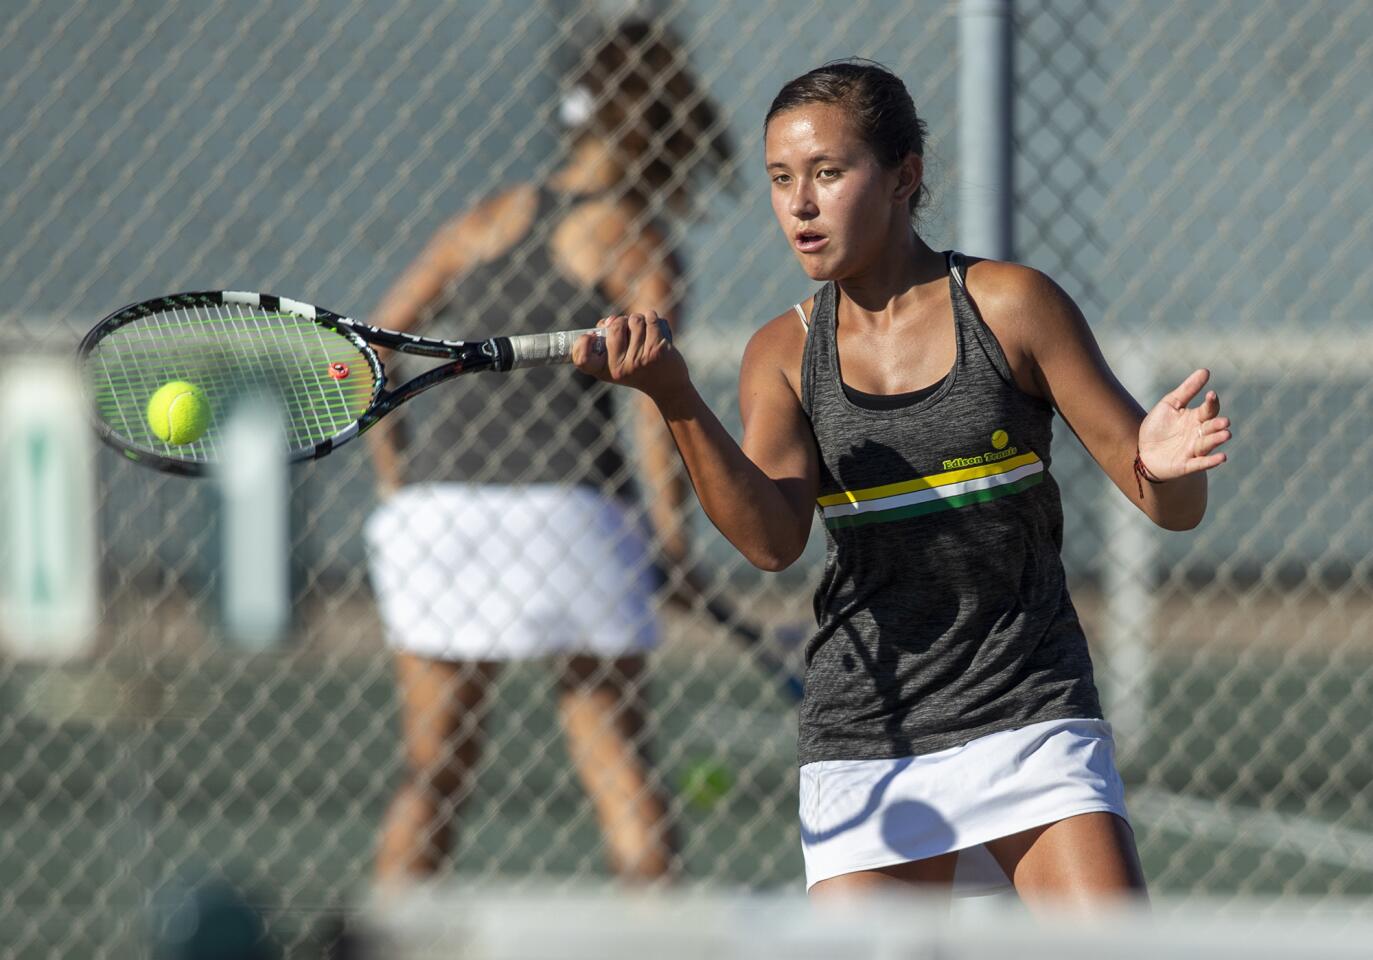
[1,1,1370,956]
[1014,0,1373,900]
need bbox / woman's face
[765,102,904,281]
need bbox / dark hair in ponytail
[765,59,929,214]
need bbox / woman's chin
[795,254,843,282]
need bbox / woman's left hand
[1137,368,1232,481]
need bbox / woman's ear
[895,154,924,206]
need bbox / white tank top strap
[793,301,810,331]
[947,250,967,289]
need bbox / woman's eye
[818,168,840,179]
[771,174,791,185]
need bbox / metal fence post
[959,0,1014,260]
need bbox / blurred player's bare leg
[375,653,500,884]
[984,812,1147,908]
[807,852,958,901]
[558,654,674,882]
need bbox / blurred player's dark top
[395,188,629,495]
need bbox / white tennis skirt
[799,718,1129,892]
[364,483,660,661]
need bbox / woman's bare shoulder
[555,194,668,251]
[550,195,680,299]
[742,296,813,393]
[961,257,1084,351]
[961,257,1055,309]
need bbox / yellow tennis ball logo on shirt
[991,429,1009,450]
[146,381,211,445]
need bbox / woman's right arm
[575,310,818,571]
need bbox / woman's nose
[789,181,818,219]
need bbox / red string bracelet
[1133,450,1164,498]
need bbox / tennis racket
[703,595,806,703]
[655,563,806,702]
[78,290,651,477]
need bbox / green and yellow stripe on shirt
[818,451,1045,530]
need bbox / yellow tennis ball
[679,757,734,811]
[146,381,211,445]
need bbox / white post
[959,0,1015,260]
[217,398,290,649]
[0,358,98,661]
[1101,348,1156,755]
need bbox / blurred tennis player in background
[576,60,1233,905]
[365,19,731,885]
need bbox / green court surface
[2,652,1372,956]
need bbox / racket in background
[654,563,805,702]
[77,290,656,477]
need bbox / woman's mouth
[795,231,828,253]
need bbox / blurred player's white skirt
[365,483,659,661]
[799,718,1129,893]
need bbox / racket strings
[228,301,335,447]
[84,305,376,462]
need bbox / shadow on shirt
[817,438,984,758]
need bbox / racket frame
[78,290,556,476]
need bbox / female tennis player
[366,21,730,884]
[575,60,1231,904]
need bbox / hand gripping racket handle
[499,318,673,370]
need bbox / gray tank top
[797,251,1102,765]
[395,188,629,494]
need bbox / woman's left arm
[982,265,1232,531]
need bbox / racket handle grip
[499,328,598,370]
[499,320,672,370]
